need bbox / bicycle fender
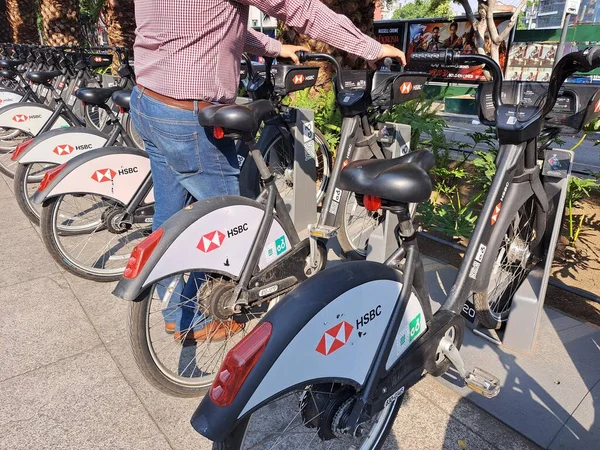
[472,181,534,292]
[0,103,70,134]
[0,89,23,107]
[16,127,108,164]
[191,262,425,442]
[112,196,293,301]
[31,147,150,205]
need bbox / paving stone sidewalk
[0,173,539,450]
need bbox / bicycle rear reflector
[123,228,164,279]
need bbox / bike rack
[366,122,411,262]
[288,107,318,235]
[465,149,575,353]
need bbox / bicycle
[186,47,600,449]
[108,55,430,397]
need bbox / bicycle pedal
[464,367,501,398]
[308,224,338,239]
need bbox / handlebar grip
[410,50,454,64]
[296,50,309,63]
[585,46,600,70]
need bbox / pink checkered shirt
[133,0,383,103]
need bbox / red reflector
[209,322,272,407]
[213,126,225,139]
[11,138,35,161]
[123,228,164,279]
[38,163,67,191]
[364,195,382,212]
[119,107,125,114]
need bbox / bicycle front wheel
[474,197,539,329]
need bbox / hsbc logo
[400,82,413,94]
[91,168,117,183]
[76,144,93,151]
[292,74,305,85]
[12,114,28,122]
[0,99,3,104]
[93,56,104,63]
[118,167,138,176]
[316,321,354,356]
[53,144,75,156]
[197,230,226,253]
[595,99,600,113]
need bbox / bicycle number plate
[68,95,77,106]
[461,298,477,323]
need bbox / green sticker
[275,235,287,256]
[409,313,422,343]
[400,335,406,346]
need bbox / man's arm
[236,0,383,62]
[245,27,282,58]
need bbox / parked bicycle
[187,47,600,449]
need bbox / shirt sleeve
[245,27,283,58]
[235,0,383,61]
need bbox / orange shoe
[165,322,176,334]
[175,320,244,342]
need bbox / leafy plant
[565,176,599,245]
[284,88,342,153]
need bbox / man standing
[129,0,406,341]
[426,26,442,52]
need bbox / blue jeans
[129,86,240,331]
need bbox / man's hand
[369,44,407,69]
[279,45,310,64]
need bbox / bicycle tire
[14,162,54,225]
[123,112,144,150]
[259,127,331,205]
[214,383,403,450]
[336,189,385,261]
[474,197,538,329]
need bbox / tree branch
[487,0,527,44]
[500,0,527,41]
[458,0,478,27]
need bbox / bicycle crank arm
[438,338,501,398]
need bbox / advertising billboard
[404,18,513,82]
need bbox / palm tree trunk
[102,0,136,74]
[278,0,377,88]
[39,0,82,46]
[1,0,13,43]
[6,0,39,44]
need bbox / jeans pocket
[149,125,203,174]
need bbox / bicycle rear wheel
[474,197,539,329]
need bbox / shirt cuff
[265,38,283,58]
[362,37,383,62]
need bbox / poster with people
[405,19,511,82]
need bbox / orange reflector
[38,163,67,191]
[11,138,35,161]
[209,322,272,407]
[213,126,225,139]
[123,228,164,279]
[364,195,382,212]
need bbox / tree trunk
[278,0,377,89]
[40,0,81,46]
[6,0,39,44]
[0,0,13,43]
[103,0,136,74]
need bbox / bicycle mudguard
[31,147,151,205]
[0,103,70,134]
[16,127,108,164]
[112,196,294,301]
[0,88,23,107]
[191,262,428,442]
[471,180,535,292]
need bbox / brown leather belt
[138,84,212,111]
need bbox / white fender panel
[47,153,151,204]
[0,91,23,106]
[0,105,69,134]
[146,205,291,285]
[240,279,425,416]
[144,188,155,204]
[19,131,108,164]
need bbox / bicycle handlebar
[297,51,343,91]
[411,50,504,109]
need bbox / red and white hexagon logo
[400,82,413,94]
[197,230,226,253]
[595,99,600,114]
[53,144,75,156]
[315,321,354,356]
[12,114,28,122]
[91,168,117,183]
[292,74,305,85]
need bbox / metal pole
[553,13,571,68]
[260,11,263,34]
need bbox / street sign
[565,0,581,14]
